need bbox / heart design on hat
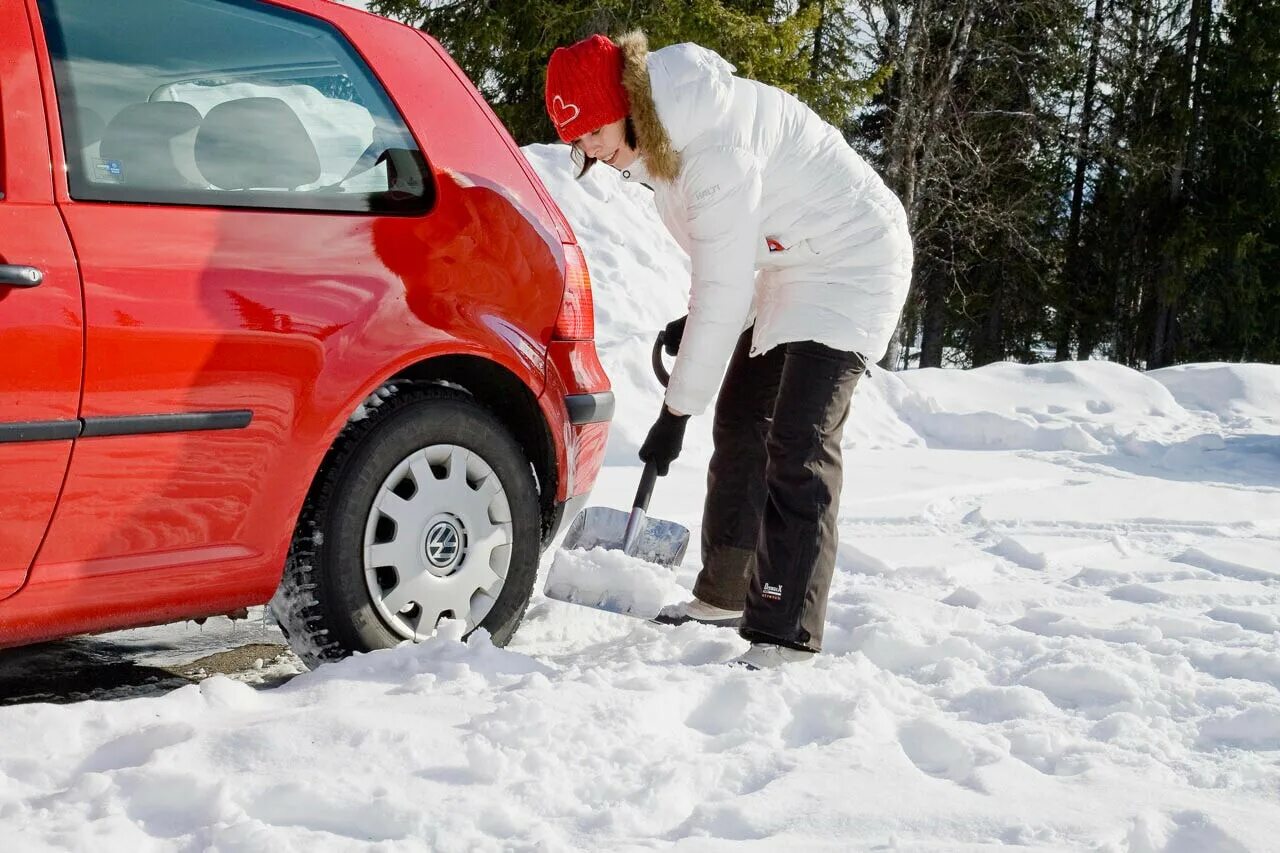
[552,95,581,129]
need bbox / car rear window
[37,0,433,214]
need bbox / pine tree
[370,0,881,145]
[947,0,1078,366]
[1181,0,1280,362]
[859,0,1076,368]
[856,0,981,368]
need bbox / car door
[27,0,436,589]
[0,0,84,599]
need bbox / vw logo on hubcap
[424,520,462,569]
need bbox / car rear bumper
[539,337,611,501]
[564,391,614,424]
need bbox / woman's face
[573,118,637,170]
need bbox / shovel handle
[651,333,671,388]
[633,461,658,512]
[638,329,668,517]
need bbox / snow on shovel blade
[543,500,690,618]
[543,546,680,619]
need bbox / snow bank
[523,144,691,349]
[525,145,701,462]
[1149,362,1280,425]
[885,360,1206,452]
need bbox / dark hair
[572,116,638,179]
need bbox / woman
[545,32,912,669]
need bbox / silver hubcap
[364,444,513,640]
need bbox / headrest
[99,102,202,188]
[72,106,106,149]
[195,97,321,190]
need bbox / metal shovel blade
[560,505,690,568]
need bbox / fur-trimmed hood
[617,32,742,182]
[617,31,680,182]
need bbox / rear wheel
[272,387,540,667]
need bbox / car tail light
[554,243,595,341]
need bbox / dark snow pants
[692,328,865,652]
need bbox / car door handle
[0,265,44,288]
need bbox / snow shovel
[543,333,690,617]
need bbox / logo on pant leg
[762,583,783,601]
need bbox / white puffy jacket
[616,35,913,416]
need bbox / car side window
[37,0,432,214]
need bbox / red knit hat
[545,34,631,143]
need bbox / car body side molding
[79,411,254,438]
[0,411,253,443]
[0,420,81,443]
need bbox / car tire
[271,386,540,668]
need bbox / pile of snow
[524,144,690,349]
[544,547,679,618]
[1150,362,1280,425]
[886,360,1202,453]
[524,145,698,463]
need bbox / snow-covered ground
[2,145,1278,851]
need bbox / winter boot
[730,642,815,670]
[653,598,743,628]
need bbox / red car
[0,0,611,665]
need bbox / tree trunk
[810,0,827,81]
[1076,322,1101,362]
[882,2,929,221]
[1056,0,1106,361]
[876,0,927,371]
[1147,0,1208,367]
[919,269,947,367]
[1105,2,1144,368]
[1149,299,1177,368]
[880,322,904,370]
[879,0,980,371]
[974,271,1004,366]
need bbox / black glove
[662,315,687,356]
[638,406,690,476]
